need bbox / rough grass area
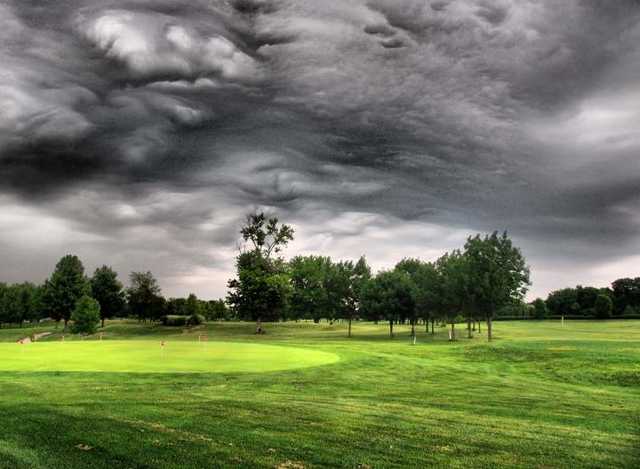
[0,320,638,468]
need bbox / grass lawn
[0,320,638,468]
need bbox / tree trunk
[348,318,352,338]
[411,319,416,338]
[487,316,492,341]
[389,320,394,337]
[431,318,435,334]
[63,318,68,331]
[425,320,429,332]
[450,322,455,341]
[101,318,105,328]
[467,318,472,338]
[478,320,481,333]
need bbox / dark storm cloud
[2,0,640,297]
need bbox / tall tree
[127,271,165,322]
[91,266,125,327]
[41,255,89,329]
[227,213,294,330]
[464,232,530,341]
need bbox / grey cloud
[2,0,640,298]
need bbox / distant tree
[204,299,229,320]
[185,293,201,317]
[546,288,578,317]
[611,278,640,315]
[575,286,600,316]
[91,266,125,327]
[289,256,332,322]
[594,294,613,319]
[464,232,530,341]
[71,295,101,335]
[227,213,294,331]
[41,255,90,329]
[127,271,165,322]
[436,251,468,341]
[361,270,416,338]
[532,298,548,319]
[339,256,371,337]
[227,251,291,325]
[396,258,441,336]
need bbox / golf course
[0,320,638,468]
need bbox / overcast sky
[1,0,640,300]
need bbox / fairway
[0,320,639,468]
[0,340,339,373]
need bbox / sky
[1,0,640,300]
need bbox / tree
[127,271,165,322]
[240,212,294,258]
[227,251,291,325]
[41,255,90,329]
[546,288,578,317]
[339,256,371,337]
[532,298,548,319]
[594,294,613,319]
[289,256,332,322]
[204,299,229,321]
[227,213,294,330]
[396,258,440,336]
[91,266,125,327]
[611,278,640,315]
[71,295,101,334]
[361,270,416,338]
[436,251,468,341]
[464,232,530,341]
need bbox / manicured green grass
[0,320,638,468]
[0,341,338,373]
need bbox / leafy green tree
[289,256,332,322]
[91,266,125,327]
[339,256,371,337]
[41,255,90,329]
[361,270,416,338]
[227,213,294,330]
[532,298,548,319]
[594,294,613,319]
[611,278,640,315]
[546,288,578,317]
[127,271,165,322]
[204,299,229,320]
[464,232,530,341]
[227,251,291,325]
[71,295,101,335]
[436,251,469,341]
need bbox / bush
[187,313,205,326]
[71,295,100,334]
[161,315,187,326]
[595,294,613,319]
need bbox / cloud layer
[2,0,640,299]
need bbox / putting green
[0,340,339,373]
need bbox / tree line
[0,257,228,332]
[530,278,640,320]
[226,213,532,341]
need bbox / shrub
[161,315,187,326]
[187,313,205,326]
[71,295,101,335]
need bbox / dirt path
[18,332,52,343]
